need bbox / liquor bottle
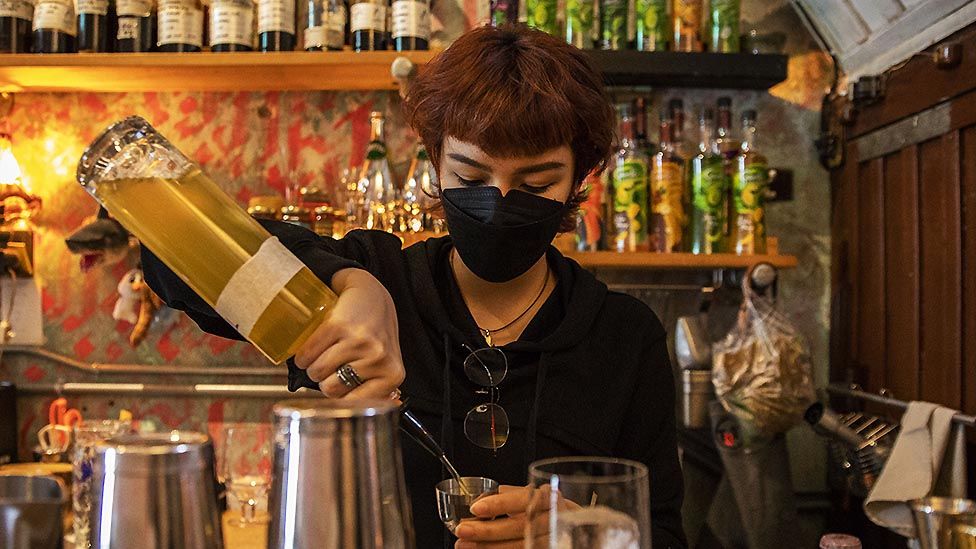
[391,0,427,50]
[611,103,650,252]
[564,0,595,49]
[714,96,738,240]
[688,108,729,254]
[349,0,384,50]
[156,0,203,51]
[115,0,155,51]
[598,0,626,50]
[575,169,605,251]
[489,0,517,26]
[304,0,345,50]
[634,0,667,51]
[32,0,76,52]
[633,97,655,158]
[672,0,701,51]
[669,98,693,160]
[0,0,33,52]
[257,0,295,51]
[358,111,396,232]
[77,0,115,51]
[209,0,253,51]
[707,0,737,52]
[732,109,769,254]
[650,111,685,252]
[524,0,555,34]
[402,145,442,233]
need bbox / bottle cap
[717,97,732,108]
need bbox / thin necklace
[453,254,551,347]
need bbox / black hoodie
[142,221,687,549]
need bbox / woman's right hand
[293,268,405,400]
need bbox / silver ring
[389,388,402,401]
[336,365,364,388]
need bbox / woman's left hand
[453,485,531,548]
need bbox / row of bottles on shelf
[577,95,772,255]
[495,0,781,54]
[0,0,429,53]
[249,110,444,239]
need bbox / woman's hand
[454,485,531,549]
[293,268,405,399]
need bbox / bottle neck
[698,120,715,154]
[740,120,756,152]
[658,119,673,151]
[619,118,637,148]
[717,109,732,139]
[370,117,385,143]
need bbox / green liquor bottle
[525,0,557,34]
[599,0,628,50]
[707,0,738,52]
[732,109,769,254]
[650,111,685,252]
[634,0,667,51]
[689,108,729,254]
[611,104,650,252]
[564,0,596,48]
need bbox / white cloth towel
[864,401,969,537]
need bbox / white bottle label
[117,16,139,37]
[391,0,427,39]
[0,0,34,20]
[116,0,151,17]
[32,0,75,34]
[258,0,294,34]
[210,0,254,46]
[350,2,384,32]
[75,0,107,15]
[303,24,324,48]
[158,0,203,46]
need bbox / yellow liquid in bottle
[96,167,337,364]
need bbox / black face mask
[441,186,566,283]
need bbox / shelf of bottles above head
[0,0,785,92]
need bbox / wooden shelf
[586,50,788,89]
[0,51,438,92]
[0,49,786,93]
[563,251,798,270]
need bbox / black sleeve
[614,331,687,549]
[141,221,399,391]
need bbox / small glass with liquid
[77,117,338,364]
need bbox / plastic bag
[712,265,816,437]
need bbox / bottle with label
[672,0,701,51]
[598,0,626,50]
[115,0,154,51]
[707,0,737,52]
[524,0,555,34]
[391,0,427,50]
[32,0,77,52]
[611,103,649,252]
[304,0,344,50]
[634,0,666,51]
[209,0,253,51]
[77,0,114,51]
[732,109,769,254]
[156,0,203,51]
[0,0,34,52]
[349,0,384,50]
[689,108,729,254]
[563,0,595,49]
[257,0,294,50]
[650,111,686,252]
[357,111,396,232]
[715,96,738,240]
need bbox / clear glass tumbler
[221,424,273,527]
[71,419,130,548]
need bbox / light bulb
[0,135,26,192]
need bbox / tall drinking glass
[525,457,651,549]
[71,419,130,549]
[76,116,339,364]
[221,424,273,527]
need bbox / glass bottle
[115,0,155,51]
[209,0,254,51]
[634,0,667,51]
[598,0,626,50]
[524,0,555,34]
[633,97,655,158]
[575,169,605,251]
[304,0,345,50]
[688,108,729,254]
[564,0,596,49]
[715,96,737,239]
[402,144,442,233]
[32,0,77,52]
[707,0,738,52]
[672,0,701,51]
[257,0,295,51]
[669,98,693,160]
[611,103,650,253]
[78,116,338,365]
[650,111,686,252]
[732,109,769,255]
[349,0,384,50]
[391,0,427,50]
[358,111,397,232]
[156,0,203,52]
[489,0,516,26]
[76,0,114,51]
[0,0,33,51]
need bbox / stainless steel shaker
[89,431,223,549]
[0,474,67,549]
[268,399,415,549]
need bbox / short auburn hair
[402,24,615,232]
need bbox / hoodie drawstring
[524,357,548,474]
[441,333,454,460]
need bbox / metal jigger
[435,477,499,534]
[911,497,976,549]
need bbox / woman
[143,25,685,548]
